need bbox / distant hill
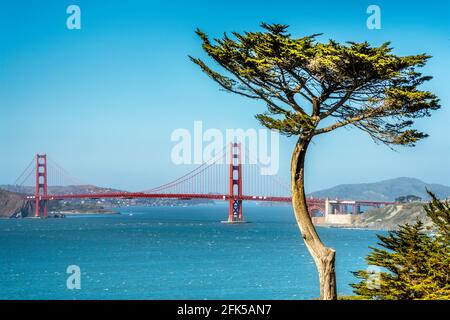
[308,177,450,201]
[0,184,125,195]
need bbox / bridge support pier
[324,198,330,217]
[228,198,243,222]
[352,204,361,214]
[35,154,48,218]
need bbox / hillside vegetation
[352,202,429,230]
[308,177,450,201]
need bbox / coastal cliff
[0,189,33,218]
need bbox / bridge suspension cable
[143,145,228,194]
[47,158,85,187]
[242,143,291,196]
[14,157,36,187]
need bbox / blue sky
[0,0,449,192]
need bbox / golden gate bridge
[14,143,395,222]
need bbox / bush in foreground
[352,191,450,300]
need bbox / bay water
[0,204,382,299]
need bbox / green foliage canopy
[190,23,440,146]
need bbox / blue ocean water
[0,204,382,299]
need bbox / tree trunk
[291,137,337,300]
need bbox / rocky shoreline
[57,210,119,215]
[313,202,430,231]
[351,202,429,230]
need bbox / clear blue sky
[0,0,449,192]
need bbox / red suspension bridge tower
[227,142,244,223]
[35,154,48,218]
